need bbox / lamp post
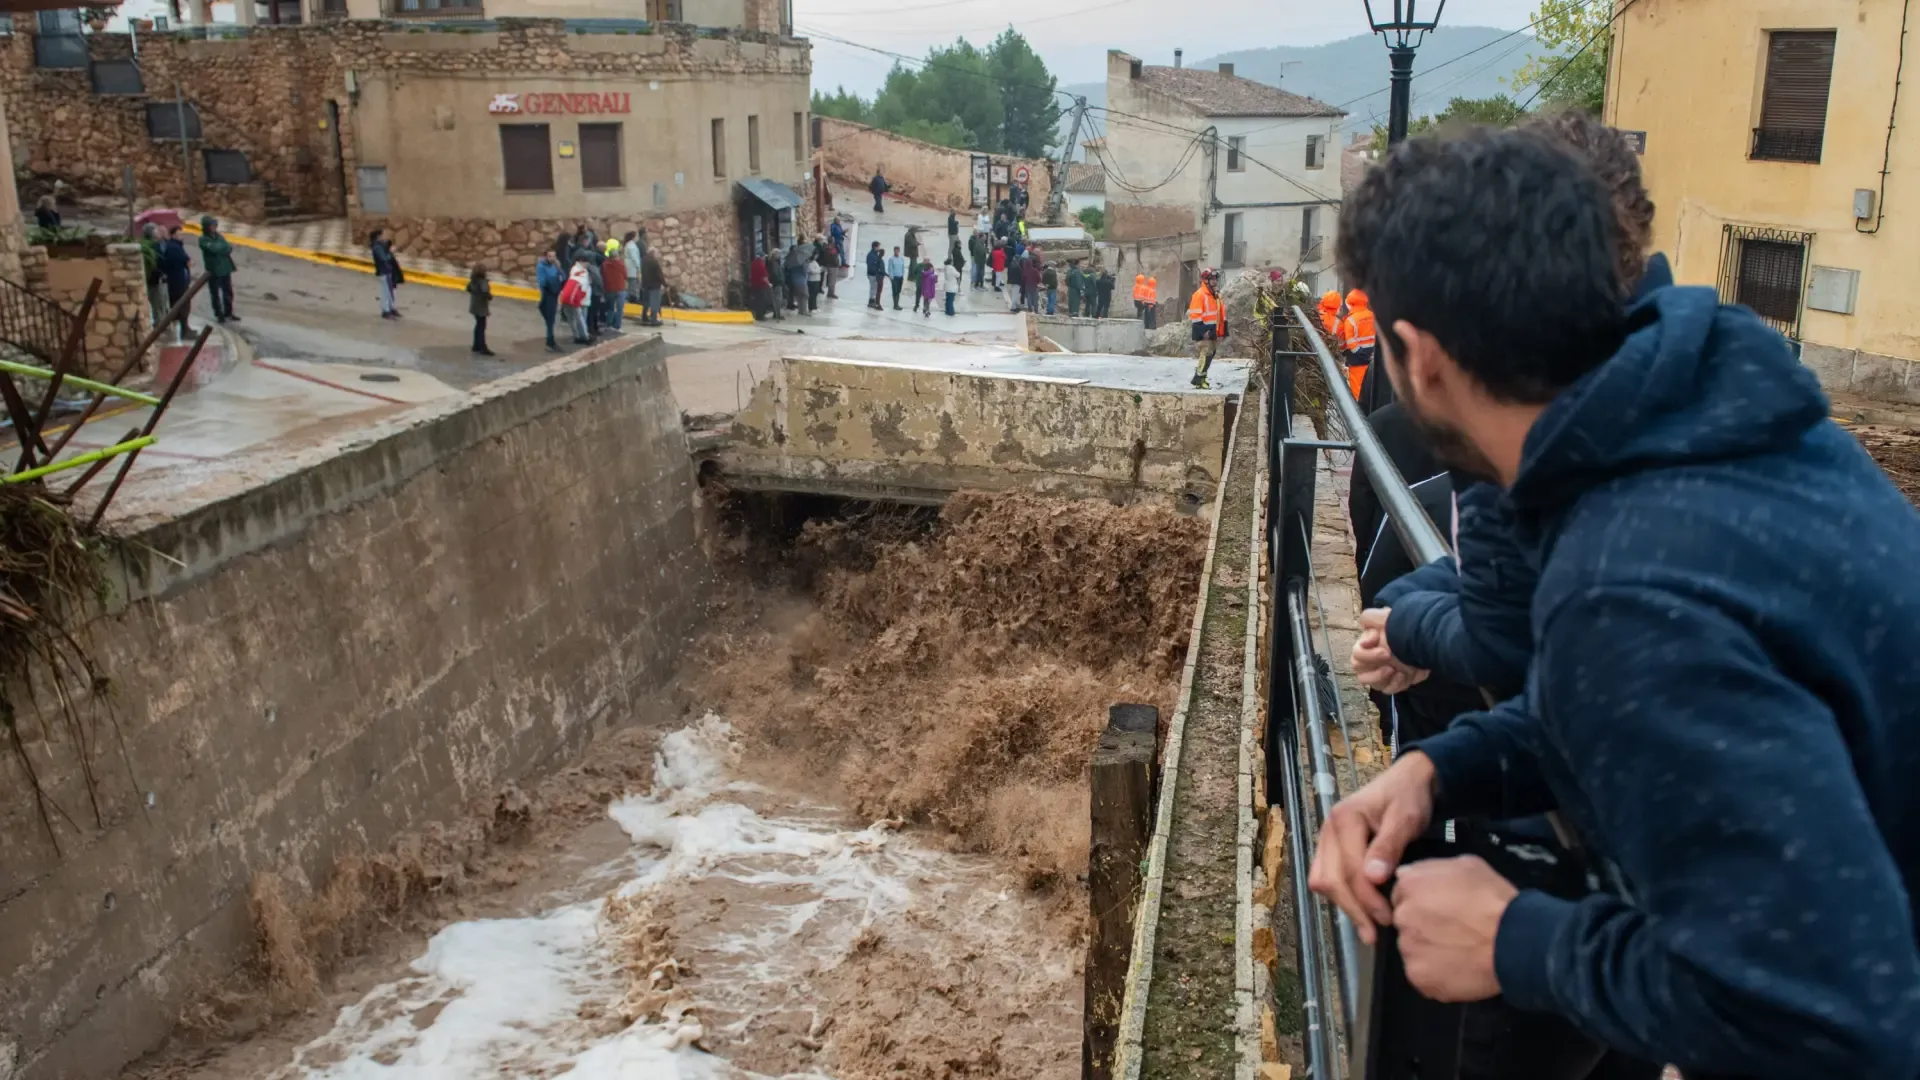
[1364,0,1447,147]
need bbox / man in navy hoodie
[1308,127,1920,1079]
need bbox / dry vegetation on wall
[691,490,1208,888]
[0,485,121,856]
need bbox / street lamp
[1364,0,1447,147]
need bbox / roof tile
[1135,65,1344,119]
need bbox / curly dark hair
[1337,126,1627,403]
[1518,109,1657,296]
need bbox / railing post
[1084,703,1157,1080]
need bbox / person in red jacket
[990,243,1007,292]
[601,245,629,332]
[748,254,774,321]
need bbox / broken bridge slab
[696,339,1248,510]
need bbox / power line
[1516,0,1642,110]
[1275,0,1610,126]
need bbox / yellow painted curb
[182,224,755,325]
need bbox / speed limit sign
[1013,164,1031,184]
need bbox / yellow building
[1606,0,1920,403]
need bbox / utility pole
[175,84,195,203]
[1047,95,1088,225]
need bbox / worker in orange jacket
[1318,289,1344,338]
[1187,268,1226,389]
[1132,273,1148,320]
[1340,288,1376,400]
[1143,276,1158,330]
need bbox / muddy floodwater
[266,716,1080,1079]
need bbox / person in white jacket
[621,231,644,303]
[564,256,594,343]
[941,259,961,317]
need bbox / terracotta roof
[1063,162,1106,195]
[1135,65,1344,119]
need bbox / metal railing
[0,277,87,375]
[1751,126,1824,164]
[1263,304,1454,1080]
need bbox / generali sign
[488,91,633,115]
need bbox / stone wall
[1,20,810,307]
[22,244,155,380]
[815,116,1054,215]
[1106,203,1199,243]
[0,337,709,1080]
[355,201,740,306]
[1802,340,1920,406]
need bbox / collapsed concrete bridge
[693,340,1248,511]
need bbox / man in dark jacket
[370,228,402,319]
[870,170,889,213]
[639,251,666,327]
[1312,126,1920,1080]
[159,226,194,335]
[197,216,239,323]
[784,240,810,313]
[865,241,885,310]
[1095,268,1115,318]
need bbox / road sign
[1013,163,1031,184]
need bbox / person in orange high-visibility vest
[1187,267,1227,389]
[1341,288,1376,400]
[1143,276,1159,329]
[1318,289,1344,338]
[1132,273,1148,320]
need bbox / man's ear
[1391,319,1450,395]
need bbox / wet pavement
[48,188,1169,504]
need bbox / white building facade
[1102,51,1343,294]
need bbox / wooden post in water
[1084,703,1158,1080]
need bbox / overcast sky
[798,0,1542,96]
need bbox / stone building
[1102,50,1344,297]
[2,9,810,304]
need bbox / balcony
[1299,235,1325,262]
[1221,240,1247,269]
[1752,126,1824,164]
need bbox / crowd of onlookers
[363,222,668,355]
[753,184,1141,326]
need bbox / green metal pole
[0,359,162,406]
[4,436,157,484]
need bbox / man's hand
[1353,608,1430,694]
[1308,752,1438,943]
[1392,855,1517,1003]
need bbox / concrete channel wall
[1031,314,1149,355]
[0,338,707,1080]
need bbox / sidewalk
[178,215,754,326]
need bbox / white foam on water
[277,715,918,1080]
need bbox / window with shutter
[1718,224,1811,338]
[500,124,553,193]
[203,150,252,185]
[1226,136,1245,172]
[1753,30,1836,163]
[579,123,622,189]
